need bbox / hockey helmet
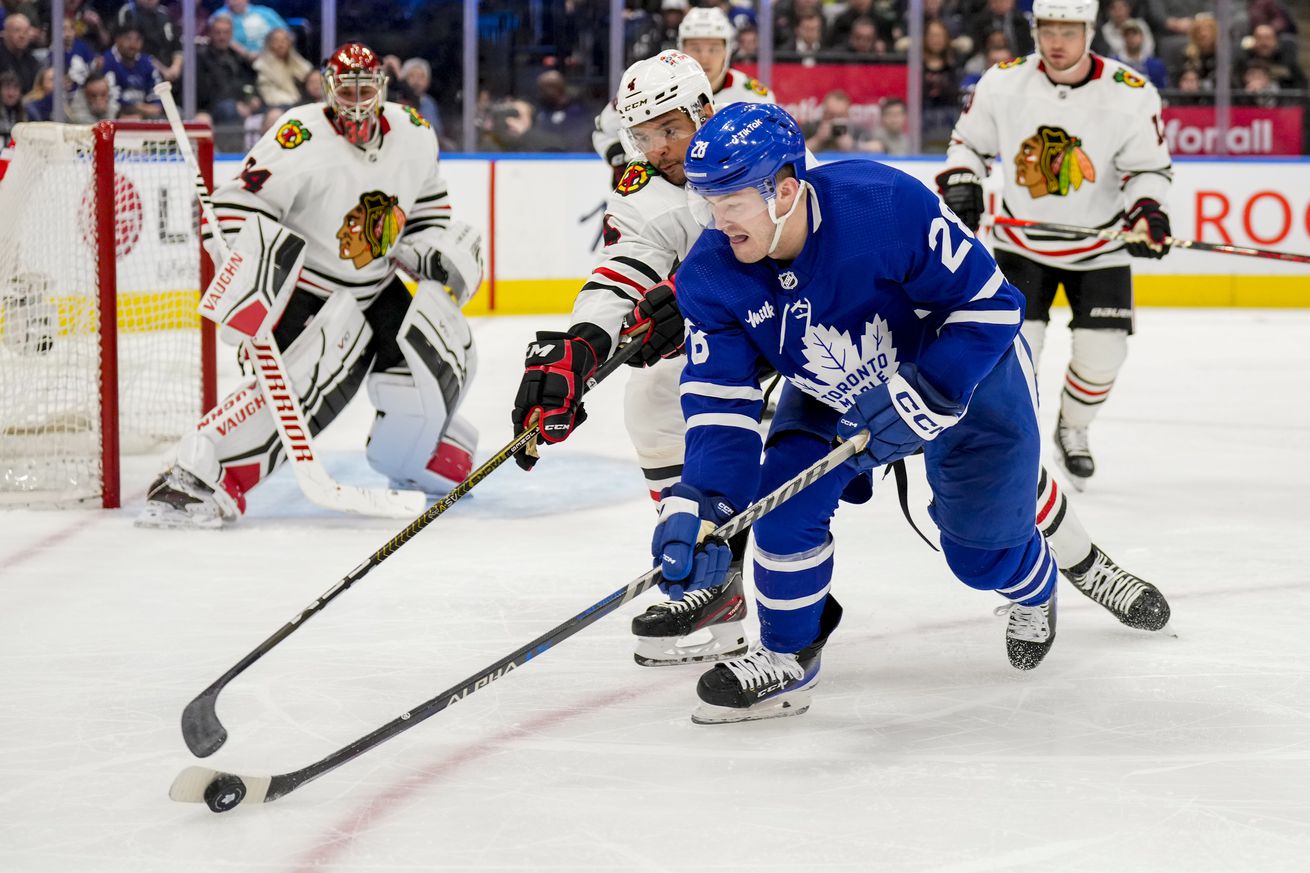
[616,50,715,159]
[683,103,808,256]
[678,7,736,76]
[1031,0,1098,69]
[324,43,389,146]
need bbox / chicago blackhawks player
[591,7,774,179]
[139,43,482,528]
[512,52,1169,671]
[938,0,1173,489]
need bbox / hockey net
[0,121,216,508]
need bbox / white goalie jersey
[210,102,453,307]
[946,54,1172,270]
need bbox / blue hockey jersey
[675,159,1025,511]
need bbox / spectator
[1099,0,1148,60]
[801,89,866,152]
[0,69,26,147]
[21,63,52,119]
[0,13,39,93]
[1,1,40,30]
[533,69,592,152]
[63,17,98,89]
[478,97,558,152]
[1179,12,1217,87]
[67,0,111,53]
[899,0,971,56]
[400,57,444,137]
[736,26,759,62]
[841,17,886,56]
[253,28,312,107]
[791,12,825,57]
[1237,23,1306,91]
[967,0,1032,60]
[1241,61,1279,108]
[865,96,911,155]
[1117,19,1168,89]
[302,68,323,102]
[1246,0,1296,36]
[68,69,118,122]
[826,0,876,51]
[1156,0,1210,72]
[117,0,182,82]
[214,0,288,59]
[102,21,163,118]
[196,13,259,148]
[922,17,960,143]
[963,29,1012,81]
[631,0,686,61]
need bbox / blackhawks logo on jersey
[275,119,312,149]
[1014,125,1097,198]
[1113,68,1146,88]
[746,78,770,96]
[337,191,407,269]
[997,56,1027,70]
[615,162,654,196]
[404,105,431,128]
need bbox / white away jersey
[211,102,452,307]
[946,54,1172,269]
[571,162,704,353]
[591,67,775,164]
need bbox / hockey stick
[990,215,1310,264]
[154,82,425,518]
[170,430,867,811]
[179,329,649,759]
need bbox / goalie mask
[324,43,389,146]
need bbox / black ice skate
[1054,415,1094,489]
[999,588,1057,670]
[1064,546,1171,632]
[136,467,234,530]
[632,566,748,666]
[692,596,842,724]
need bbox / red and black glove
[511,331,600,471]
[1123,198,1171,259]
[621,279,684,367]
[935,168,984,233]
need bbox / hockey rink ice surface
[2,309,1308,872]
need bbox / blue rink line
[243,450,643,521]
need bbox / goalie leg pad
[624,357,687,500]
[177,292,373,511]
[365,280,478,495]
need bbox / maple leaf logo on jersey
[336,191,406,269]
[789,317,899,411]
[1014,125,1096,198]
[275,119,312,150]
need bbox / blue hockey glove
[651,483,736,600]
[836,364,966,474]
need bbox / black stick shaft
[992,216,1310,264]
[257,436,862,802]
[181,336,645,757]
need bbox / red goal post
[0,120,218,509]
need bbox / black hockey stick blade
[169,434,864,810]
[179,334,648,758]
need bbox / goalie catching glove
[836,364,966,473]
[651,483,735,601]
[198,214,305,342]
[392,219,484,305]
[511,331,600,471]
[620,279,684,367]
[1122,198,1170,259]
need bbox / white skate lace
[659,586,720,614]
[995,601,1051,643]
[1073,554,1146,614]
[724,649,804,690]
[1058,420,1091,457]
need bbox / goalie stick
[990,215,1310,264]
[154,82,425,519]
[169,431,868,811]
[179,327,650,759]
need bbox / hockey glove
[935,169,985,233]
[652,483,736,600]
[836,364,966,474]
[511,331,599,471]
[621,280,684,367]
[1123,198,1171,259]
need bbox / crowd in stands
[0,0,1305,153]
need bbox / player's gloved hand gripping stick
[154,81,426,519]
[169,431,867,812]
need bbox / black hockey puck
[203,775,247,813]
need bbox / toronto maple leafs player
[939,0,1173,490]
[139,43,482,528]
[656,101,1082,723]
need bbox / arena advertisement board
[1161,106,1304,156]
[213,155,1310,313]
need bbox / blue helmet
[683,102,807,199]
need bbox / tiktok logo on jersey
[790,316,899,411]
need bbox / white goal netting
[0,122,210,507]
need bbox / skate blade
[134,508,225,531]
[632,627,747,668]
[691,690,813,725]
